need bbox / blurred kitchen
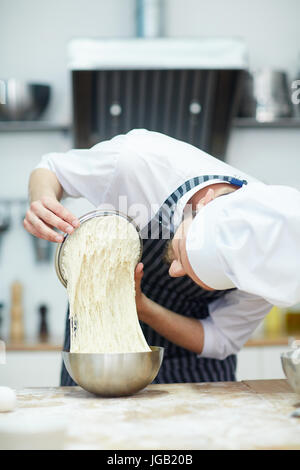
[1,0,300,388]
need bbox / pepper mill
[10,281,24,342]
[38,304,49,343]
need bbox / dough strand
[62,215,150,354]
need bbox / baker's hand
[135,262,149,317]
[23,196,80,243]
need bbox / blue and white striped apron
[61,174,247,385]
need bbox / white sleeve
[35,135,126,206]
[199,290,272,360]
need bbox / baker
[24,129,300,384]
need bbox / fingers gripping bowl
[55,210,164,396]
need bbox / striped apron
[61,174,247,385]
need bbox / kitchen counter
[5,333,300,351]
[7,380,300,450]
[5,338,63,351]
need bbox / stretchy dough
[62,215,150,354]
[0,387,16,412]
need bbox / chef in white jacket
[24,129,300,384]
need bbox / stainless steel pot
[0,79,51,121]
[239,69,293,121]
[55,209,143,288]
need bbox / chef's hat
[186,182,300,306]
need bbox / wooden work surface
[5,380,300,450]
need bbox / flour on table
[62,215,150,354]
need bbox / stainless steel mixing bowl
[55,209,143,288]
[62,347,164,397]
[281,350,300,394]
[0,79,51,121]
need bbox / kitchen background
[1,0,300,386]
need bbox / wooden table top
[4,379,300,450]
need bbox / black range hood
[69,39,247,160]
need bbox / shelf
[245,333,300,348]
[0,119,299,133]
[3,334,299,351]
[0,121,71,133]
[234,117,300,129]
[5,338,63,352]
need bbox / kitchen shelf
[245,334,300,347]
[1,119,299,132]
[233,117,300,128]
[5,338,63,351]
[0,121,71,133]
[4,333,299,351]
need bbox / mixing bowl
[55,209,143,288]
[0,79,51,121]
[281,350,300,394]
[62,347,164,397]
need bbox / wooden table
[5,380,300,450]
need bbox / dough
[0,387,17,412]
[62,215,150,354]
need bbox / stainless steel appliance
[239,69,293,122]
[69,38,247,160]
[0,79,51,121]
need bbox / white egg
[0,387,17,412]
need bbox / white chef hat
[186,182,300,307]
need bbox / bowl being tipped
[62,346,164,397]
[281,350,300,395]
[55,209,143,288]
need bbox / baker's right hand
[23,196,80,243]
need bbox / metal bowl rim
[62,346,164,357]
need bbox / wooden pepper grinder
[10,281,24,343]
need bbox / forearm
[29,168,63,203]
[139,296,204,354]
[25,168,79,242]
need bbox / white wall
[0,0,134,340]
[1,0,300,343]
[166,0,300,75]
[0,0,135,122]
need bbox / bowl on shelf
[239,69,293,122]
[0,79,51,121]
[62,346,164,397]
[281,349,300,394]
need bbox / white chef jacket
[36,129,272,360]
